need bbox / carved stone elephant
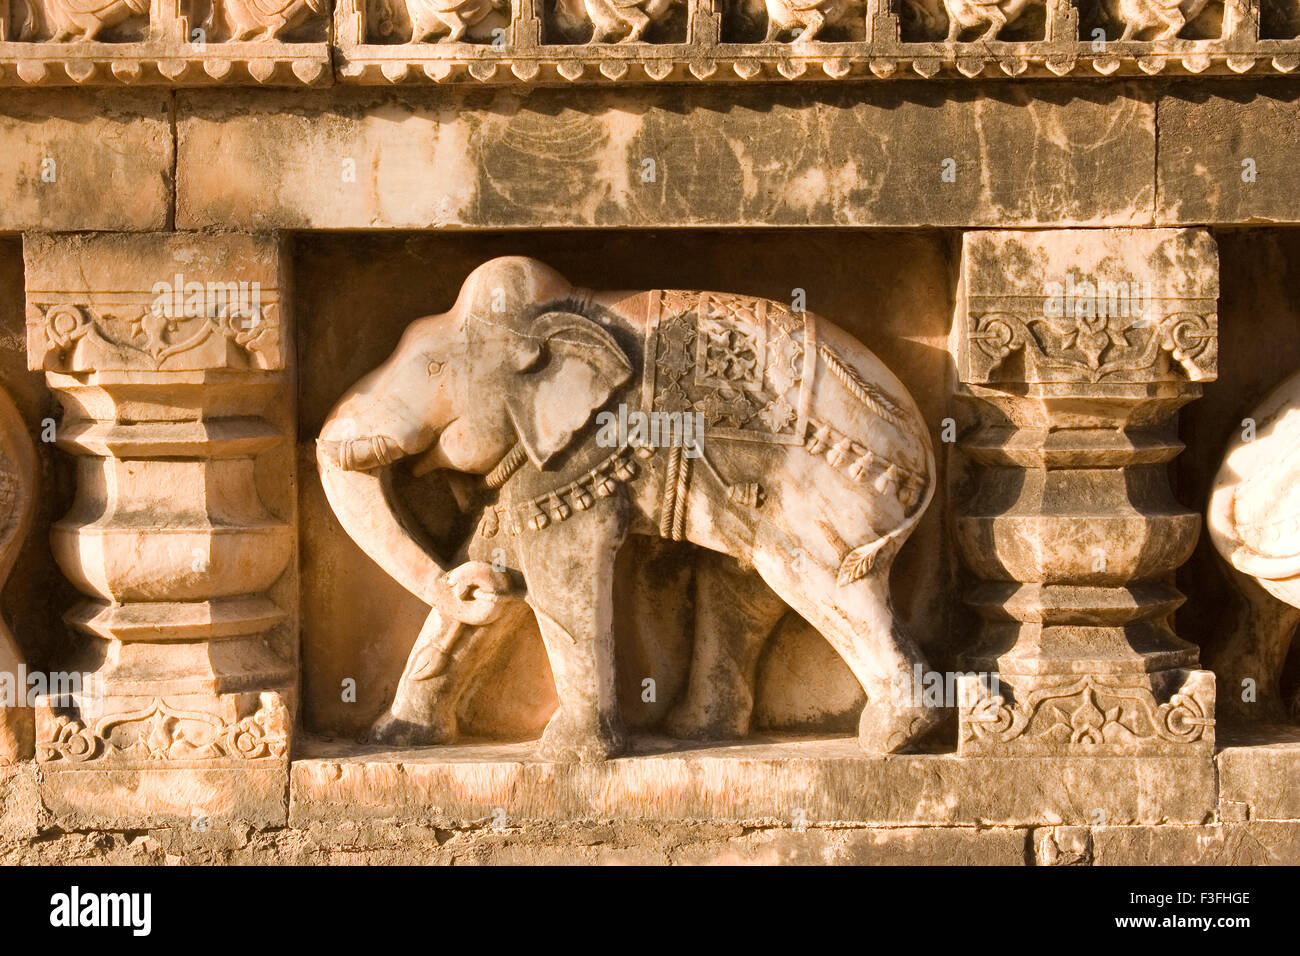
[553,0,680,43]
[317,256,939,762]
[1208,369,1300,719]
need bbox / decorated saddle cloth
[638,288,929,522]
[640,290,815,447]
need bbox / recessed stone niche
[2,56,1300,867]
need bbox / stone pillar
[25,233,296,828]
[951,228,1217,757]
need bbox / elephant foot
[857,700,943,755]
[366,709,456,747]
[664,698,750,741]
[536,712,625,764]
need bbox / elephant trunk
[316,435,405,472]
[317,447,449,607]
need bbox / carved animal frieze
[1103,0,1215,39]
[35,0,148,41]
[761,0,862,43]
[0,0,1294,85]
[403,0,510,42]
[318,256,938,762]
[903,0,1044,42]
[552,0,683,42]
[215,0,328,40]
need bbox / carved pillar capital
[950,228,1218,756]
[24,232,295,827]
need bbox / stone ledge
[1216,724,1300,821]
[1091,821,1300,865]
[38,763,289,831]
[289,735,1215,829]
[176,84,1155,230]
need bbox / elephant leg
[1205,567,1300,723]
[665,551,788,740]
[752,550,940,754]
[517,507,628,763]
[533,606,625,762]
[370,600,530,745]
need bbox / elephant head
[317,257,634,617]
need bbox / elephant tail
[836,423,937,587]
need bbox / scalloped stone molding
[0,0,1296,84]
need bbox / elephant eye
[427,360,445,376]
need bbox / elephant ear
[506,310,634,469]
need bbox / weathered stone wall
[2,1,1300,862]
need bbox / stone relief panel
[295,232,952,750]
[8,0,329,40]
[332,0,1296,84]
[898,0,1047,43]
[1067,0,1225,44]
[0,0,1294,82]
[0,0,330,85]
[544,0,688,44]
[316,255,938,762]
